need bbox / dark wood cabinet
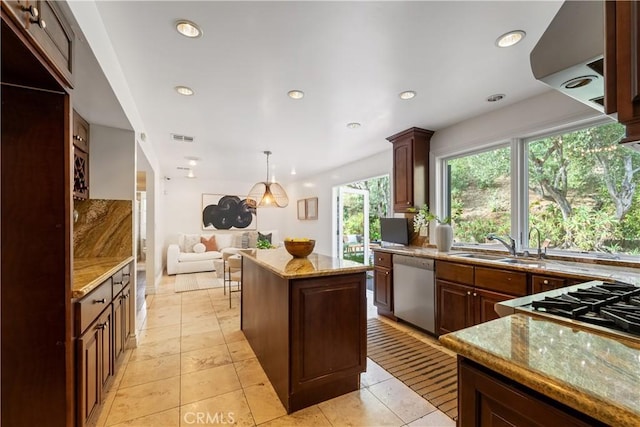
[605,0,640,147]
[373,251,394,318]
[2,11,73,426]
[77,307,112,425]
[1,0,73,87]
[73,110,90,200]
[458,358,604,427]
[113,283,132,367]
[436,261,526,336]
[386,127,434,212]
[531,274,566,294]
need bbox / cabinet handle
[385,271,389,275]
[473,292,477,297]
[543,279,549,284]
[93,298,106,304]
[113,281,122,285]
[467,291,471,295]
[73,135,85,142]
[96,322,106,330]
[21,5,38,18]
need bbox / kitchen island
[440,314,640,426]
[241,248,371,413]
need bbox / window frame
[436,115,636,259]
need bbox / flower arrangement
[412,205,450,232]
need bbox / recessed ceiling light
[346,122,361,129]
[496,30,526,48]
[287,90,304,99]
[187,169,195,178]
[185,156,200,166]
[399,91,416,100]
[175,20,202,38]
[487,94,506,102]
[290,168,297,175]
[175,86,194,96]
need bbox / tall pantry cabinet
[1,1,75,426]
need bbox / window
[527,122,640,256]
[447,145,511,245]
[443,121,640,258]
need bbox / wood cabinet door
[373,267,392,312]
[112,295,124,365]
[98,308,113,390]
[473,288,513,325]
[123,285,132,344]
[531,275,566,294]
[392,138,413,212]
[436,280,473,335]
[77,323,101,425]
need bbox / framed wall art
[202,194,257,230]
[297,197,318,220]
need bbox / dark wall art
[202,194,257,230]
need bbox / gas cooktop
[496,280,640,344]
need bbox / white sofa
[166,230,279,275]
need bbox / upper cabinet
[387,127,434,213]
[2,0,74,87]
[605,0,640,148]
[73,110,90,200]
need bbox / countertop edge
[243,253,371,279]
[439,322,637,427]
[72,256,134,299]
[373,247,639,284]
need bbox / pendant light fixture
[247,151,289,208]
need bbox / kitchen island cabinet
[440,314,638,426]
[241,248,370,413]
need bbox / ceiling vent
[170,133,195,143]
[176,166,190,171]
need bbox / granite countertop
[242,247,371,279]
[73,256,134,298]
[374,246,640,285]
[440,313,640,426]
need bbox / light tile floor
[96,274,456,427]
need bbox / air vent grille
[590,96,605,107]
[176,166,190,171]
[170,133,195,143]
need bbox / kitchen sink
[452,253,507,261]
[497,258,544,267]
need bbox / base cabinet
[78,308,112,424]
[458,358,604,426]
[373,251,394,318]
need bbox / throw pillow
[258,232,272,244]
[201,235,218,252]
[183,234,200,253]
[193,242,206,253]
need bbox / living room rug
[175,272,223,293]
[367,318,458,421]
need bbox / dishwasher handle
[393,255,434,270]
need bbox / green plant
[412,205,450,232]
[256,238,273,249]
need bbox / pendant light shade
[247,151,289,208]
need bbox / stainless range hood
[530,1,604,112]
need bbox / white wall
[160,178,287,266]
[286,150,394,256]
[90,124,136,200]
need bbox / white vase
[435,223,453,251]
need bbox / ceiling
[70,1,565,183]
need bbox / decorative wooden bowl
[284,239,315,258]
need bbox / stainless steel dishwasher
[393,255,435,334]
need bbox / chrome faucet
[528,226,545,259]
[487,234,516,256]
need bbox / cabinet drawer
[373,251,392,268]
[112,269,124,297]
[436,261,474,286]
[475,267,527,296]
[532,275,566,294]
[122,264,131,286]
[76,278,112,334]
